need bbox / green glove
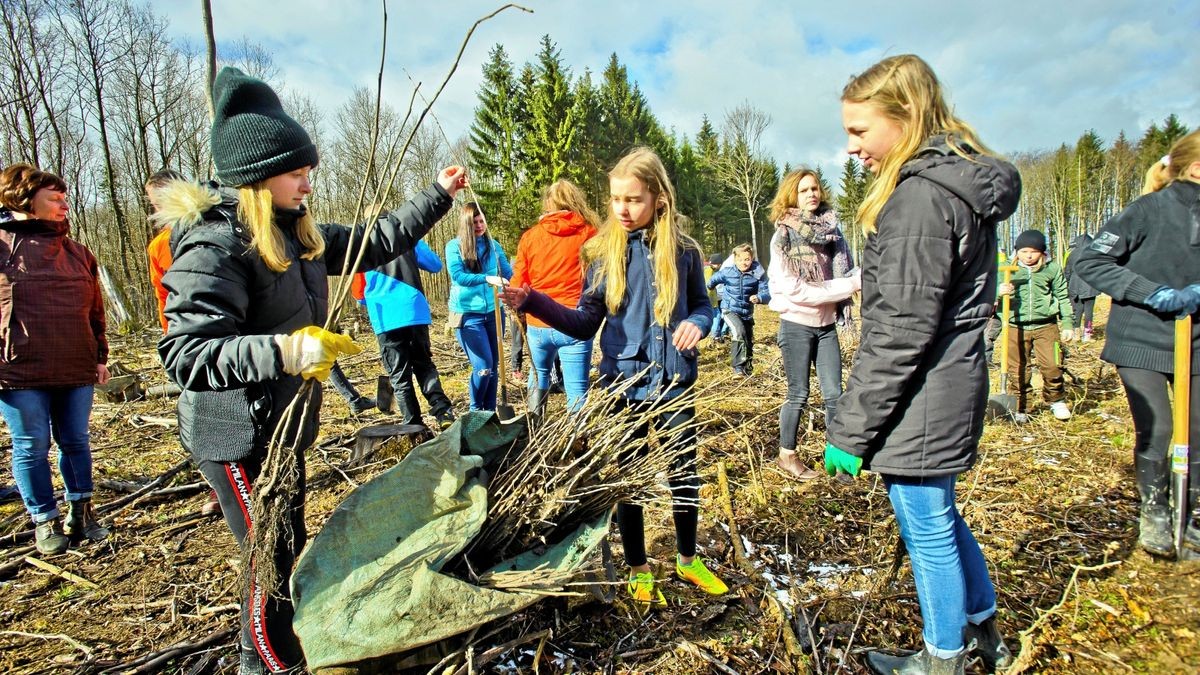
[824,442,863,477]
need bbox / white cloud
[161,0,1199,175]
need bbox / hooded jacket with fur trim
[826,137,1021,477]
[154,180,452,461]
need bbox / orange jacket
[511,210,597,328]
[147,227,172,332]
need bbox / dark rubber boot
[964,615,1013,670]
[1134,450,1172,556]
[527,387,549,427]
[866,647,968,675]
[239,646,267,675]
[1139,504,1174,556]
[64,498,110,542]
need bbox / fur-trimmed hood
[148,180,230,232]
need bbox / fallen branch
[449,628,551,675]
[1008,560,1122,675]
[96,626,237,674]
[717,461,754,575]
[678,639,741,675]
[0,629,92,658]
[24,556,100,589]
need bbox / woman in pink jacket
[767,169,860,480]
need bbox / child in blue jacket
[708,244,770,375]
[359,237,456,429]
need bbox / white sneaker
[1050,401,1072,421]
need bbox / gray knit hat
[209,67,318,187]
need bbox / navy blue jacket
[708,262,770,320]
[522,229,712,400]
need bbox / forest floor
[1,297,1198,674]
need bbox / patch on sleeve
[1089,231,1120,254]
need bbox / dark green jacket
[1003,260,1073,328]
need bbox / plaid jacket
[0,213,107,389]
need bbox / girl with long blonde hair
[1076,130,1200,562]
[824,54,1020,673]
[501,146,728,608]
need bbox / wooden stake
[23,556,100,589]
[716,461,753,575]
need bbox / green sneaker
[627,571,667,609]
[676,556,728,595]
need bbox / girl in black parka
[1075,131,1200,560]
[156,67,466,674]
[823,55,1020,674]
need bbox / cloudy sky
[163,0,1199,176]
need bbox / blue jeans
[526,325,592,411]
[884,474,997,658]
[709,302,726,338]
[456,312,498,411]
[0,386,96,522]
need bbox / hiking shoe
[964,615,1013,670]
[676,556,728,595]
[1050,401,1071,421]
[1138,504,1173,556]
[64,498,110,542]
[866,647,969,674]
[34,518,70,555]
[350,396,377,414]
[627,571,667,609]
[434,408,456,431]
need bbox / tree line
[0,0,1190,326]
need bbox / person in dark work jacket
[1064,233,1099,342]
[707,243,770,375]
[154,67,465,675]
[1075,131,1200,560]
[502,146,728,609]
[825,55,1020,675]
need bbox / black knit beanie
[1014,229,1046,252]
[209,67,319,187]
[708,253,724,266]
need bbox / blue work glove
[1145,286,1188,315]
[824,442,863,477]
[1179,284,1200,317]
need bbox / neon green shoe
[676,556,728,595]
[627,571,667,609]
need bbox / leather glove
[1145,286,1188,315]
[1060,328,1075,343]
[274,326,362,381]
[824,442,863,477]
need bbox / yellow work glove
[274,326,362,381]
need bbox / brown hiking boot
[34,517,70,555]
[64,498,110,542]
[776,450,819,481]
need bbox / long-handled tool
[987,265,1020,419]
[493,285,516,421]
[1172,315,1192,557]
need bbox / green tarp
[291,412,608,670]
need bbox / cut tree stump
[350,423,430,466]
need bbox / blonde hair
[456,202,491,272]
[768,168,826,223]
[732,243,754,259]
[542,179,603,230]
[585,146,699,326]
[1142,130,1200,195]
[237,185,324,273]
[842,54,993,234]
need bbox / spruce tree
[468,45,523,239]
[517,35,577,223]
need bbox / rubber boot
[34,517,70,555]
[1183,510,1200,560]
[964,615,1013,670]
[1135,451,1173,556]
[527,387,549,427]
[866,647,969,674]
[239,645,267,675]
[64,498,110,542]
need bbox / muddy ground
[1,297,1197,674]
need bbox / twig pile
[452,373,727,583]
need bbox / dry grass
[0,299,1197,674]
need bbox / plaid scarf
[772,206,855,323]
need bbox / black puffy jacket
[826,137,1021,477]
[156,181,452,461]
